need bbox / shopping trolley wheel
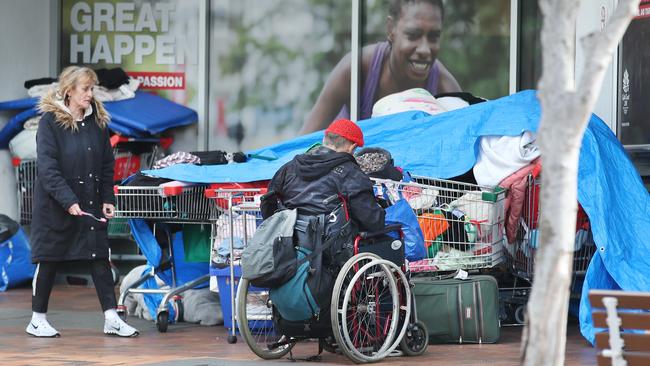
[157,311,169,333]
[514,305,526,325]
[227,334,237,344]
[116,305,127,322]
[400,320,429,356]
[172,296,184,323]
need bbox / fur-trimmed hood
[38,90,110,131]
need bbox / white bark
[522,1,640,365]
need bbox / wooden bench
[590,290,650,366]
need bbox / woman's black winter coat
[30,107,115,262]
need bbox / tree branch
[538,1,580,112]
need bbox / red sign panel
[127,72,185,90]
[637,1,650,19]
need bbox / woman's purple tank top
[337,41,440,120]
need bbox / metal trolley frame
[205,188,265,344]
[10,137,164,238]
[500,174,596,324]
[12,157,37,226]
[113,183,213,332]
[371,175,507,274]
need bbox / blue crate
[211,265,274,331]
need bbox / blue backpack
[269,207,356,322]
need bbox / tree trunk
[522,0,640,365]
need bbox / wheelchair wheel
[331,254,400,363]
[236,278,294,359]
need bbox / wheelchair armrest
[359,224,402,239]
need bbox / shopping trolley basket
[205,187,266,344]
[114,182,212,332]
[499,173,596,324]
[113,183,212,222]
[111,135,170,183]
[503,174,596,282]
[372,175,507,273]
[12,157,36,226]
[9,135,168,232]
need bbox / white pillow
[436,96,470,111]
[9,129,37,160]
[372,88,447,117]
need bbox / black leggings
[32,259,117,313]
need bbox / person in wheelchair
[260,119,386,329]
[261,118,384,231]
[241,119,427,362]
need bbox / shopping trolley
[9,135,167,235]
[500,174,596,324]
[12,157,37,226]
[114,182,213,332]
[204,187,266,344]
[109,136,170,238]
[371,175,507,274]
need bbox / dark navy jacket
[31,108,114,262]
[262,146,385,232]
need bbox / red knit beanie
[325,119,364,147]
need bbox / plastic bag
[0,224,35,291]
[385,199,426,261]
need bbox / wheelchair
[236,222,429,363]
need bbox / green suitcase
[412,275,500,344]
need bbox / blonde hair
[39,66,110,131]
[58,66,98,102]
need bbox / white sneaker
[103,316,139,337]
[26,318,60,337]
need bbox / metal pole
[350,0,360,121]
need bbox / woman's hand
[102,203,115,219]
[68,203,82,215]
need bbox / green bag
[182,224,211,263]
[412,275,500,344]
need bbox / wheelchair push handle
[260,190,276,202]
[359,223,402,239]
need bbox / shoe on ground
[26,318,60,337]
[103,316,139,337]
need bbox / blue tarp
[577,115,650,344]
[143,90,541,182]
[144,89,650,344]
[0,97,38,111]
[105,91,198,135]
[0,92,197,145]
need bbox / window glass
[518,0,542,91]
[208,0,351,150]
[359,0,511,107]
[60,0,202,151]
[618,0,650,148]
